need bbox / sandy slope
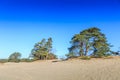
[0,58,120,80]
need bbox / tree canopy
[67,27,111,58]
[8,52,21,62]
[31,37,57,60]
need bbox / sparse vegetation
[20,58,35,62]
[80,56,91,60]
[0,59,8,63]
[0,27,119,62]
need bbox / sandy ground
[0,58,120,80]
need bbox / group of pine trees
[2,27,119,63]
[6,38,57,62]
[66,27,112,58]
[30,37,57,60]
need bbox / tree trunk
[85,46,89,56]
[80,42,84,56]
[46,53,48,60]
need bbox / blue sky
[0,0,120,58]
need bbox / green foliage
[0,59,8,63]
[20,58,34,62]
[8,52,21,62]
[47,53,57,60]
[80,56,91,60]
[31,37,57,60]
[67,27,111,58]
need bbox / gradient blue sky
[0,0,120,58]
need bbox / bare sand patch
[0,58,120,80]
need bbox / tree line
[0,38,57,63]
[0,27,119,63]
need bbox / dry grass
[0,57,120,80]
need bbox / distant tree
[111,47,120,56]
[111,50,120,56]
[67,27,111,58]
[8,52,21,62]
[31,37,57,60]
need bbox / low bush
[20,58,34,62]
[80,56,91,60]
[0,59,8,63]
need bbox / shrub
[80,56,91,60]
[8,52,21,62]
[20,58,34,62]
[0,59,8,63]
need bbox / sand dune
[0,58,120,80]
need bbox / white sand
[0,58,120,80]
